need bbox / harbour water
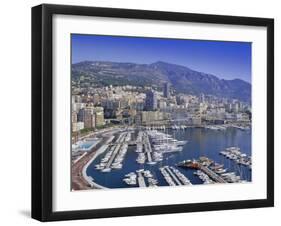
[86,127,251,188]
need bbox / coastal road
[71,135,112,190]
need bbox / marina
[178,156,248,184]
[134,129,186,165]
[94,132,131,172]
[81,126,251,189]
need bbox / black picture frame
[32,3,274,222]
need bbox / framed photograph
[32,4,274,221]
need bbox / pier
[170,166,192,185]
[164,166,182,185]
[179,160,227,183]
[199,164,227,183]
[142,132,154,164]
[145,145,153,163]
[159,167,176,186]
[159,166,192,186]
[137,171,146,187]
[104,144,121,170]
[95,132,130,172]
[220,147,252,168]
[123,169,158,187]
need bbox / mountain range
[72,61,251,102]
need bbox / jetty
[179,159,227,183]
[160,166,192,186]
[137,171,146,187]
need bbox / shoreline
[81,136,115,189]
[78,127,251,189]
[82,144,109,189]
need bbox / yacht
[101,168,111,173]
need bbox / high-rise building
[72,111,77,123]
[84,108,93,128]
[77,108,96,128]
[145,90,157,111]
[199,93,205,103]
[77,108,85,122]
[163,82,170,98]
[89,106,105,127]
[233,102,239,113]
[95,111,105,127]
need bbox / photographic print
[71,34,252,191]
[32,4,274,221]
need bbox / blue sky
[72,34,251,83]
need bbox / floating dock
[164,166,182,185]
[142,132,154,164]
[137,171,146,187]
[159,167,176,186]
[104,144,121,170]
[159,166,192,186]
[199,164,226,183]
[96,132,130,172]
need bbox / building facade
[163,82,170,98]
[145,90,157,111]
